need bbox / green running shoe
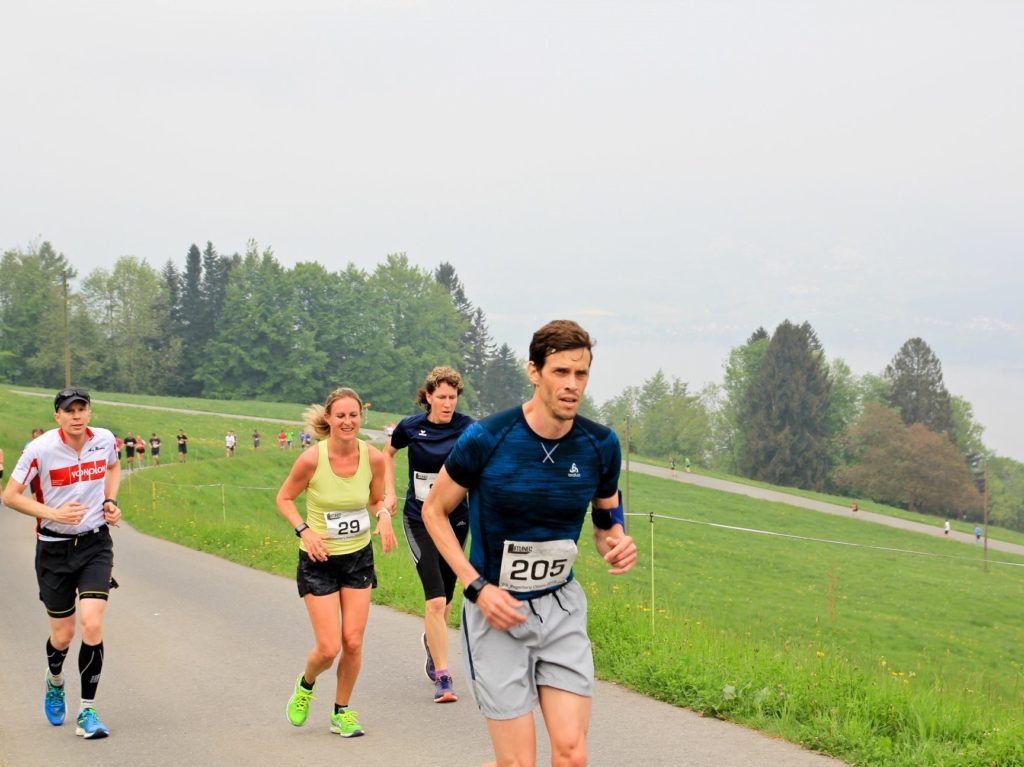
[286,675,315,726]
[330,708,365,737]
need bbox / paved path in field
[626,462,1024,559]
[11,389,306,426]
[0,509,845,767]
[13,386,1019,558]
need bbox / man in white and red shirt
[3,387,122,740]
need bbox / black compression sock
[46,638,69,678]
[79,642,104,700]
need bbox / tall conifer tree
[884,337,955,439]
[738,320,833,490]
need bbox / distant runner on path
[149,433,161,466]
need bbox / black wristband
[103,498,118,507]
[464,576,488,603]
[295,523,310,537]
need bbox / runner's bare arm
[368,446,397,553]
[3,478,88,525]
[381,440,400,514]
[592,493,637,575]
[103,460,122,525]
[423,468,526,630]
[275,448,330,559]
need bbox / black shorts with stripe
[35,527,115,618]
[403,513,469,603]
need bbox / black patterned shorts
[296,542,377,597]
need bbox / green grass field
[637,453,1024,546]
[3,387,1023,766]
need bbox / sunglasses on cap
[54,387,92,411]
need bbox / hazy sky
[3,2,1022,459]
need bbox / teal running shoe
[75,708,109,739]
[44,673,66,726]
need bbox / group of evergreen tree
[597,320,1018,528]
[2,240,1021,528]
[706,324,989,520]
[0,241,529,417]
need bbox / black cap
[54,387,91,411]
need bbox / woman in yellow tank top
[275,387,397,737]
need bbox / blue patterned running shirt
[444,407,621,600]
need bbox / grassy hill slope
[3,387,1022,766]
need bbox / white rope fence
[622,512,1024,638]
[149,480,278,522]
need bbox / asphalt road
[0,508,845,767]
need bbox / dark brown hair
[528,320,595,370]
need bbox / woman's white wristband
[375,508,392,520]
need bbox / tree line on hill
[2,241,1022,529]
[0,240,531,416]
[599,323,1023,529]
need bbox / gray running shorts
[460,579,593,720]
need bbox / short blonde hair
[416,366,464,412]
[304,387,364,439]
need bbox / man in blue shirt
[423,319,637,767]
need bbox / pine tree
[738,320,833,490]
[434,262,472,319]
[884,337,955,439]
[434,262,488,412]
[463,307,495,392]
[162,260,182,332]
[479,343,531,415]
[177,243,205,395]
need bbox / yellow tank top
[303,438,373,556]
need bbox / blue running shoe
[75,708,109,739]
[434,673,457,703]
[44,673,66,726]
[422,632,436,683]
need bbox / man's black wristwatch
[294,523,309,537]
[464,576,488,603]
